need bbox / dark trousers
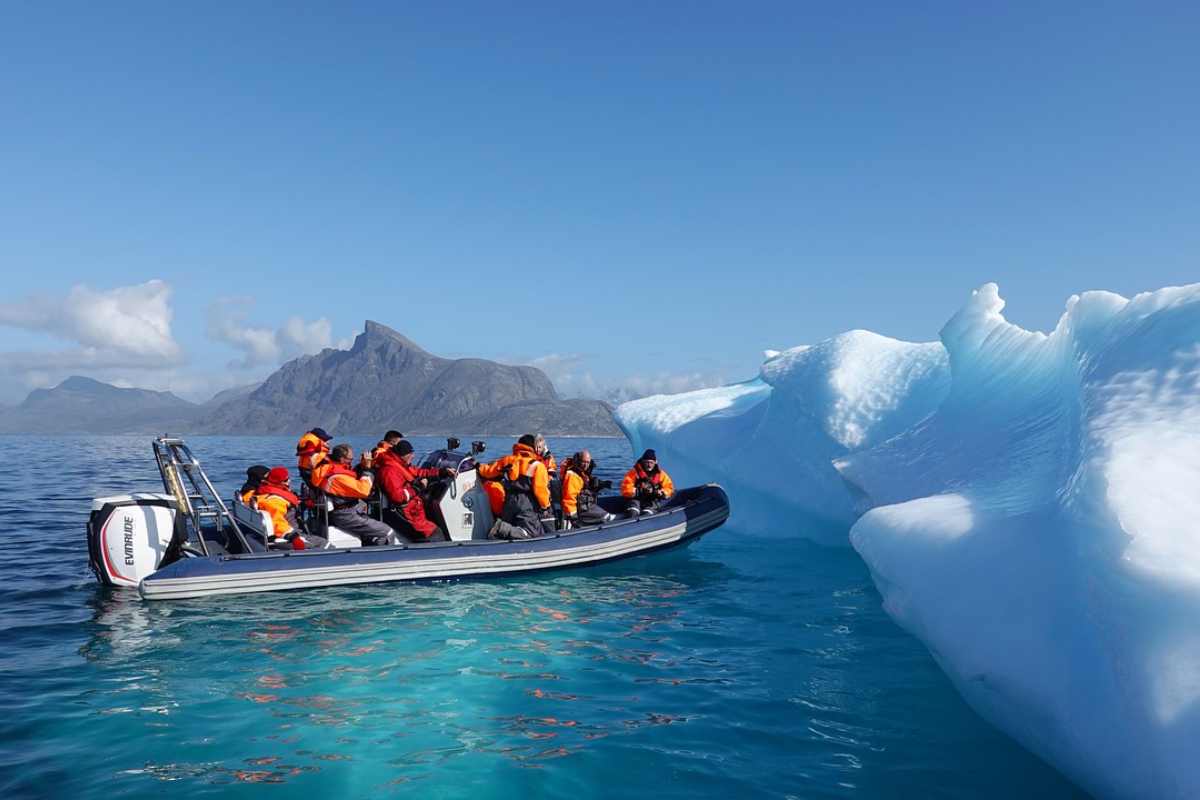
[299,534,329,549]
[576,505,611,526]
[329,507,398,545]
[626,497,663,516]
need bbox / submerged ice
[615,282,1200,800]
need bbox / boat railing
[153,436,252,556]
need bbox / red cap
[267,467,290,484]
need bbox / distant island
[0,321,621,436]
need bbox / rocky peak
[355,321,431,355]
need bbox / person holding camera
[561,450,616,528]
[315,444,399,546]
[621,449,675,517]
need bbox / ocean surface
[0,435,1086,799]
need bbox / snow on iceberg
[845,283,1200,800]
[615,281,1200,798]
[615,331,949,539]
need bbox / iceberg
[616,331,949,540]
[614,282,1200,799]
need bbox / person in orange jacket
[478,441,523,517]
[251,466,327,550]
[561,450,615,528]
[482,475,506,517]
[476,434,551,539]
[296,428,332,485]
[317,444,398,546]
[621,449,675,517]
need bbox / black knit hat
[640,449,657,462]
[518,434,537,448]
[311,427,332,441]
[393,440,414,456]
[240,465,270,495]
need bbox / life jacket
[499,445,543,496]
[483,479,506,516]
[478,444,518,515]
[255,482,299,507]
[320,462,368,508]
[252,484,301,539]
[630,464,664,500]
[562,462,596,513]
[296,433,330,472]
[310,459,334,489]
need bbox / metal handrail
[153,437,252,555]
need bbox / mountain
[198,321,620,435]
[201,381,262,408]
[0,376,202,434]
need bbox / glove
[440,467,457,478]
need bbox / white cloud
[603,372,728,403]
[0,279,183,362]
[0,280,189,401]
[523,352,728,404]
[207,298,342,368]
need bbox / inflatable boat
[87,438,730,600]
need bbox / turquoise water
[0,436,1086,799]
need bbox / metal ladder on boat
[153,437,251,556]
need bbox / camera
[471,440,487,455]
[446,437,461,451]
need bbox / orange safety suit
[319,462,374,501]
[253,482,300,537]
[477,443,551,510]
[621,463,674,501]
[296,432,330,472]
[371,441,397,462]
[561,465,589,516]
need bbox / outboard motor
[87,494,182,588]
[420,439,494,541]
[89,437,262,588]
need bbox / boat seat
[231,497,280,552]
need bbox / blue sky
[1,2,1197,402]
